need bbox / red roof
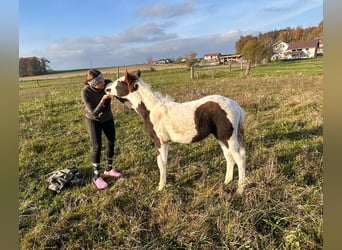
[287,40,319,50]
[204,53,221,57]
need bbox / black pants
[86,118,115,164]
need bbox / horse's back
[194,95,244,121]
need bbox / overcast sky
[19,0,323,70]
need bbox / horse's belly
[152,104,202,144]
[164,120,198,144]
[169,133,195,144]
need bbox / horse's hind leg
[228,137,246,194]
[157,143,169,190]
[218,141,235,185]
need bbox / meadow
[19,58,323,249]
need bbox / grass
[19,58,323,249]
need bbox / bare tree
[183,51,197,68]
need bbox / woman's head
[85,69,105,89]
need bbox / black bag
[47,166,82,193]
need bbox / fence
[19,72,123,90]
[19,62,251,89]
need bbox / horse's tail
[238,107,245,147]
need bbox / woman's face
[87,72,105,89]
[94,79,105,89]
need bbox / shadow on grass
[262,124,322,148]
[249,124,323,185]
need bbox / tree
[235,35,254,53]
[316,21,323,35]
[19,56,51,77]
[241,38,267,64]
[146,56,153,65]
[257,33,274,62]
[293,26,303,41]
[183,51,197,68]
[235,20,323,64]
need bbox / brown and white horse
[106,70,247,193]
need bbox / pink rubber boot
[104,169,122,178]
[93,177,108,189]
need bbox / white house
[271,41,289,60]
[286,40,319,59]
[203,53,221,63]
[151,58,174,64]
[271,40,319,60]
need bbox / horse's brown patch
[113,71,140,97]
[115,80,130,97]
[192,101,233,146]
[125,70,140,92]
[136,102,161,148]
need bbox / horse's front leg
[157,143,169,190]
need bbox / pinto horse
[106,70,247,193]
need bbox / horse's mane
[138,79,174,104]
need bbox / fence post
[245,62,251,76]
[36,79,40,87]
[116,66,120,79]
[190,66,194,79]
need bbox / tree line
[19,56,51,77]
[235,21,323,64]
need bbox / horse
[105,70,247,194]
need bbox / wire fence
[19,63,249,90]
[18,72,123,90]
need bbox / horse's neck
[137,85,163,110]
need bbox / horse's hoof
[236,186,245,194]
[224,179,232,185]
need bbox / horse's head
[105,70,141,98]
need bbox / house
[220,54,242,64]
[286,40,319,59]
[203,53,221,63]
[317,38,324,56]
[271,40,320,60]
[271,41,289,60]
[151,58,174,64]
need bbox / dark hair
[84,69,102,85]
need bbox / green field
[19,58,323,249]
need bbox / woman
[81,69,122,190]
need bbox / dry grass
[19,58,323,249]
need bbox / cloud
[136,0,194,19]
[262,0,322,14]
[22,0,322,70]
[119,22,178,43]
[57,22,177,47]
[42,28,242,70]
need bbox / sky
[19,0,323,70]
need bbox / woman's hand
[101,94,112,102]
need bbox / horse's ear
[125,69,135,84]
[136,70,141,77]
[124,69,139,91]
[125,69,129,82]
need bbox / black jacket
[81,79,114,122]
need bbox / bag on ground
[47,166,82,193]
